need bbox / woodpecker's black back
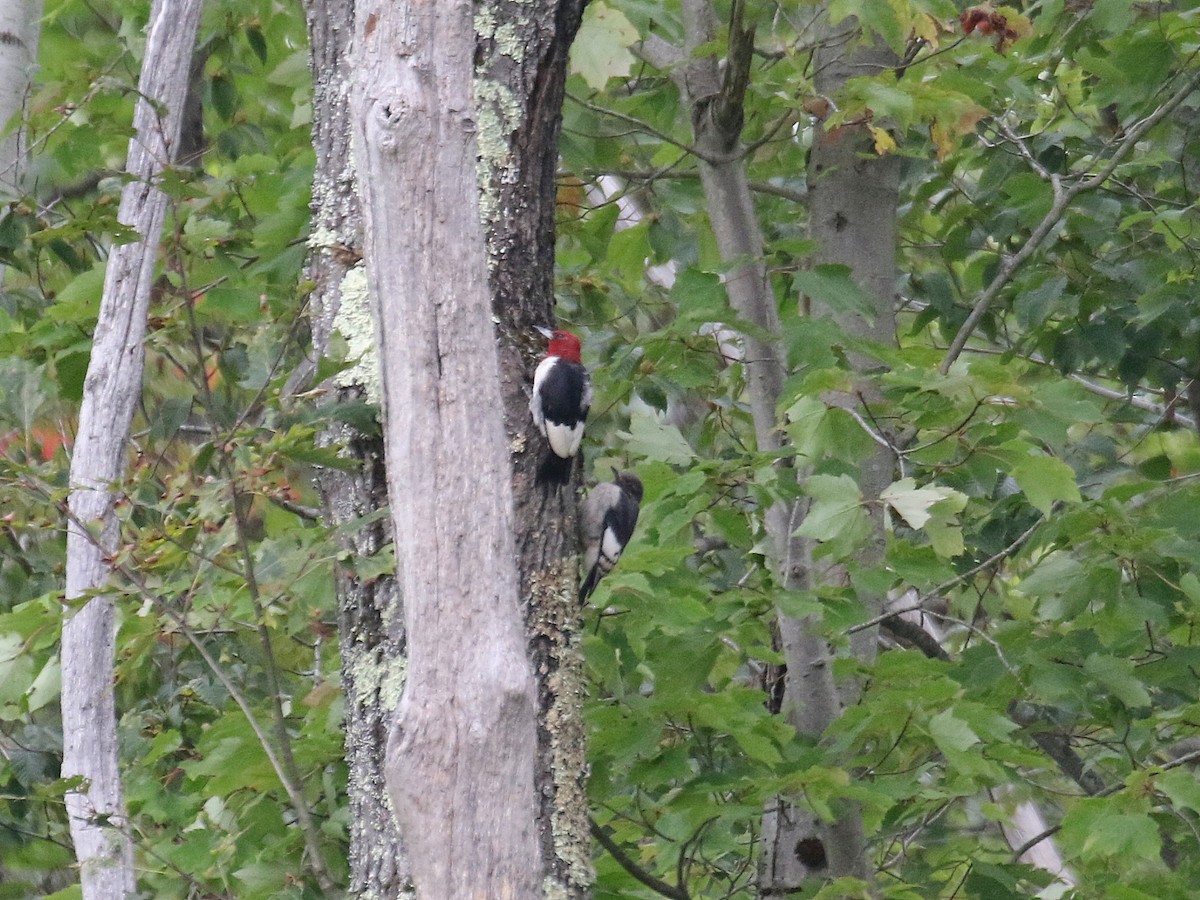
[531,355,591,487]
[539,359,589,427]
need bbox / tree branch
[1009,702,1107,796]
[577,167,807,204]
[940,68,1200,375]
[565,91,714,163]
[848,517,1044,637]
[880,615,950,661]
[636,32,685,71]
[590,819,691,900]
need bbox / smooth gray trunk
[61,0,204,896]
[762,13,900,892]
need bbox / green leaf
[795,474,869,555]
[792,265,877,318]
[569,1,638,90]
[1157,768,1200,815]
[1083,654,1152,709]
[1060,796,1160,862]
[211,73,238,122]
[928,709,978,754]
[1010,454,1080,515]
[881,478,962,529]
[621,410,696,464]
[245,26,268,64]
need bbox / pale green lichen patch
[528,561,596,890]
[308,223,337,252]
[473,78,522,225]
[332,265,382,403]
[547,639,594,888]
[350,647,407,714]
[474,7,528,65]
[472,8,528,233]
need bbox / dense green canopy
[0,0,1198,896]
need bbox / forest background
[0,0,1199,897]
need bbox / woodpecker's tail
[579,566,601,604]
[536,450,574,487]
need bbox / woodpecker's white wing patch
[599,526,624,570]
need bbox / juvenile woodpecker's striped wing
[580,478,641,603]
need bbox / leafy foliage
[563,0,1200,896]
[0,0,347,895]
[4,0,1200,895]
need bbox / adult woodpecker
[580,469,643,603]
[530,326,591,486]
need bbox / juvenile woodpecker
[530,326,591,486]
[580,470,643,603]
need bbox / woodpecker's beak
[535,325,554,340]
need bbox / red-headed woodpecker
[580,470,643,603]
[530,326,592,486]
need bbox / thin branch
[1009,702,1107,796]
[577,168,807,203]
[961,344,1197,431]
[591,818,692,900]
[881,615,950,661]
[847,518,1043,636]
[1011,825,1061,863]
[566,92,712,163]
[940,67,1200,375]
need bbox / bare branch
[636,32,685,71]
[1009,702,1107,796]
[590,819,692,900]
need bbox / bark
[473,1,590,893]
[0,0,41,287]
[352,1,544,895]
[304,0,409,893]
[61,0,203,896]
[0,0,39,201]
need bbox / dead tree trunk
[61,0,203,895]
[352,1,545,894]
[0,0,40,202]
[303,0,408,893]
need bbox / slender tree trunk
[473,1,590,893]
[352,1,545,894]
[0,0,42,286]
[304,0,409,894]
[61,0,203,896]
[642,1,894,891]
[762,13,900,892]
[0,0,39,201]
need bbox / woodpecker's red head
[537,326,583,363]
